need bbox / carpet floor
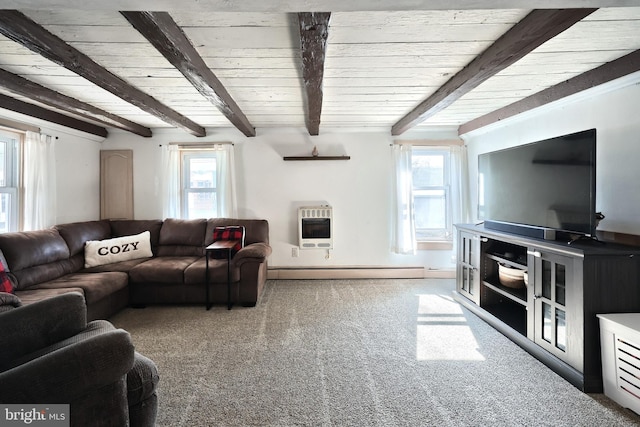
[111,279,640,426]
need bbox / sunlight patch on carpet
[415,293,485,361]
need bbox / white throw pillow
[84,231,153,268]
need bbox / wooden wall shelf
[283,155,350,161]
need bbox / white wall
[99,126,458,270]
[462,73,640,236]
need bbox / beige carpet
[111,279,640,426]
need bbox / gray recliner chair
[0,292,159,427]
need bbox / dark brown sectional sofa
[0,218,271,320]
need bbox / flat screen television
[478,129,596,239]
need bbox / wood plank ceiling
[0,3,639,138]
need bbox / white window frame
[411,146,452,243]
[0,130,21,233]
[181,151,217,219]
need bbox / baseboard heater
[267,267,454,280]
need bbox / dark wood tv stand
[454,223,640,392]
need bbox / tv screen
[478,129,596,237]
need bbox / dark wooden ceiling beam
[0,10,206,137]
[121,11,255,137]
[0,93,108,138]
[391,8,597,136]
[459,49,640,135]
[298,12,331,136]
[0,68,152,137]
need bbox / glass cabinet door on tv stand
[531,250,583,372]
[456,230,483,305]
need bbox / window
[181,151,217,219]
[412,147,451,241]
[164,143,236,220]
[0,130,20,233]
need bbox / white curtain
[450,145,471,228]
[162,144,180,219]
[23,131,56,231]
[214,144,237,218]
[450,145,471,256]
[162,143,237,219]
[391,144,416,255]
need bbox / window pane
[542,302,552,344]
[414,193,446,229]
[412,154,444,187]
[556,309,567,351]
[411,148,451,241]
[189,157,216,189]
[187,191,216,219]
[0,193,10,233]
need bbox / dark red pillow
[212,226,245,258]
[0,262,14,294]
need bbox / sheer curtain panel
[162,144,180,219]
[23,131,56,231]
[391,144,417,255]
[214,144,238,218]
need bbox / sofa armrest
[233,242,272,267]
[0,328,135,404]
[0,292,87,369]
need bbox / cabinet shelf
[483,279,527,306]
[283,155,350,161]
[486,253,527,269]
[483,301,527,336]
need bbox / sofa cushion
[110,220,163,255]
[84,232,153,268]
[184,258,240,284]
[129,257,200,284]
[15,287,85,306]
[0,229,73,290]
[82,258,150,273]
[55,221,112,257]
[157,219,207,257]
[31,272,129,305]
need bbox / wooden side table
[205,240,239,310]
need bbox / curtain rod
[391,139,463,146]
[168,142,233,148]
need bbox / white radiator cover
[598,313,640,415]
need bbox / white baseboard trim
[267,266,455,280]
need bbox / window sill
[417,241,453,251]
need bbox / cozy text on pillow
[85,231,153,268]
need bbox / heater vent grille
[616,338,640,401]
